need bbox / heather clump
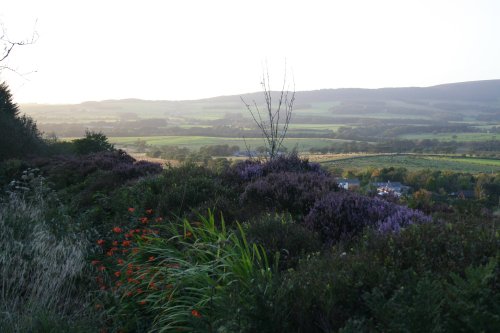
[305,191,431,244]
[241,171,338,216]
[230,153,326,182]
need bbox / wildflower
[125,291,134,297]
[155,217,163,223]
[128,207,135,213]
[191,309,202,318]
[114,271,121,278]
[126,269,134,276]
[113,226,122,233]
[136,288,144,294]
[117,258,124,265]
[140,217,148,224]
[112,241,118,246]
[122,249,129,254]
[148,256,155,262]
[185,231,192,238]
[96,239,105,246]
[91,260,101,266]
[124,233,132,239]
[98,265,106,271]
[122,240,131,247]
[138,300,147,305]
[145,209,153,214]
[115,281,123,287]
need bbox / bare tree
[0,21,38,75]
[241,66,295,160]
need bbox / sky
[1,0,500,104]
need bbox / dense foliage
[0,82,45,161]
[1,145,498,332]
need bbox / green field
[399,132,498,142]
[109,136,351,152]
[321,154,500,174]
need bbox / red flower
[112,241,118,246]
[191,309,202,318]
[145,209,153,215]
[113,227,122,233]
[114,271,121,278]
[138,300,147,305]
[117,258,124,265]
[148,256,155,262]
[128,207,135,213]
[91,260,100,266]
[140,217,148,224]
[122,240,131,247]
[96,239,105,246]
[155,217,163,223]
[98,265,106,271]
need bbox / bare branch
[241,64,295,160]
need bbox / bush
[270,216,499,332]
[72,130,114,155]
[243,213,322,270]
[304,191,431,244]
[241,171,338,216]
[114,163,238,221]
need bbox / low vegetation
[1,82,499,332]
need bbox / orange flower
[113,227,122,233]
[114,271,121,278]
[96,239,105,246]
[191,309,202,318]
[185,231,192,238]
[148,256,155,262]
[128,207,135,213]
[122,240,131,247]
[106,251,114,257]
[145,209,153,215]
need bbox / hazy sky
[1,0,500,104]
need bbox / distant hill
[20,80,500,138]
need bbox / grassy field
[399,132,498,142]
[320,154,500,174]
[109,136,351,152]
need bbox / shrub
[305,191,431,244]
[271,215,499,332]
[229,153,326,182]
[241,171,338,216]
[115,163,238,221]
[72,130,115,155]
[243,213,322,270]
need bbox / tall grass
[0,178,92,332]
